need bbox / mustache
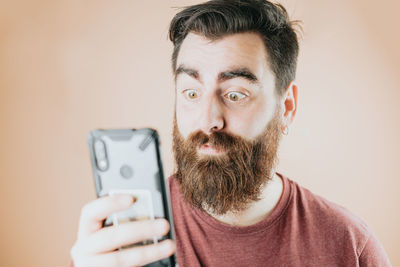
[186,130,248,151]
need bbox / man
[70,0,391,266]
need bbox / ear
[280,81,298,129]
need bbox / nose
[199,94,225,134]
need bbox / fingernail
[117,195,133,206]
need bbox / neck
[207,172,283,227]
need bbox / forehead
[176,32,269,77]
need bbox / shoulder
[288,176,367,226]
[284,175,370,254]
[286,177,391,265]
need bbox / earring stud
[282,125,289,135]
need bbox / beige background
[0,0,399,266]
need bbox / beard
[172,108,283,216]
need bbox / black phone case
[88,128,176,267]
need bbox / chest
[173,215,358,267]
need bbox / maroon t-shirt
[169,172,391,267]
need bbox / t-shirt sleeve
[359,233,391,267]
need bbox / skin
[71,31,298,266]
[175,32,298,225]
[175,32,278,140]
[70,195,175,267]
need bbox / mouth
[198,143,226,155]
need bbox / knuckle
[80,204,89,218]
[70,241,86,260]
[80,202,96,221]
[70,243,79,259]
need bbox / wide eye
[183,89,199,100]
[226,91,247,102]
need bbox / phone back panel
[88,128,166,218]
[88,128,176,267]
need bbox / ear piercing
[282,125,289,135]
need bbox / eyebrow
[175,64,260,85]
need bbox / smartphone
[88,128,176,267]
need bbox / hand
[70,195,175,267]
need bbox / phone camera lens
[98,160,108,171]
[120,164,133,179]
[94,140,106,158]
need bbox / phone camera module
[94,139,109,171]
[120,164,133,179]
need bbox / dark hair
[168,0,301,96]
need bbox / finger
[78,194,135,240]
[84,239,175,267]
[80,218,170,254]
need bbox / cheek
[227,112,268,138]
[227,95,276,138]
[175,102,198,139]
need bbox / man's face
[175,32,279,141]
[173,32,283,215]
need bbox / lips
[198,143,225,155]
